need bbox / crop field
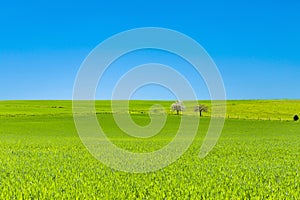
[0,100,299,199]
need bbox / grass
[0,100,299,199]
[1,99,299,120]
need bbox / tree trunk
[177,110,179,115]
[199,111,202,117]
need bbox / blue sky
[0,0,299,100]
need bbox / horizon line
[1,98,300,101]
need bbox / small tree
[194,104,208,117]
[294,115,299,121]
[171,101,185,115]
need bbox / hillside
[0,100,299,121]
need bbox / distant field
[1,100,299,120]
[0,100,299,198]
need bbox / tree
[171,101,185,115]
[294,115,299,121]
[194,104,208,117]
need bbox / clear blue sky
[1,0,299,100]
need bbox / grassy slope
[226,100,300,120]
[0,100,299,198]
[1,99,299,120]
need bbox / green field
[0,100,299,199]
